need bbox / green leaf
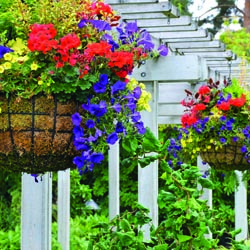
[142,128,161,152]
[177,234,192,243]
[115,231,135,246]
[198,177,214,189]
[153,244,169,250]
[120,219,132,232]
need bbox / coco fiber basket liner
[200,141,250,171]
[0,93,80,174]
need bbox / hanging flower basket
[200,141,250,171]
[0,93,81,173]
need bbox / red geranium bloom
[230,94,246,107]
[181,113,198,127]
[217,101,230,111]
[193,103,206,111]
[198,85,211,95]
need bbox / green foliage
[88,203,152,249]
[220,28,250,62]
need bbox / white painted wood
[21,173,52,250]
[146,22,197,33]
[163,33,213,43]
[139,81,158,240]
[235,171,248,241]
[58,169,70,250]
[109,142,120,220]
[132,55,207,82]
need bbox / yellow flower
[0,66,4,73]
[3,62,11,69]
[31,62,39,70]
[3,53,13,61]
[207,145,211,149]
[38,80,43,85]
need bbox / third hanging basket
[0,93,81,174]
[200,141,250,171]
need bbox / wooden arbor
[20,1,249,249]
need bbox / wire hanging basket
[0,93,80,174]
[200,141,250,171]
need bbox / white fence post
[139,81,158,240]
[198,156,212,238]
[235,171,248,241]
[21,173,52,250]
[58,169,70,250]
[108,142,120,220]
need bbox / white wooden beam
[132,55,208,82]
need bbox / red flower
[198,85,210,95]
[28,24,58,54]
[217,101,230,111]
[230,94,246,107]
[181,113,198,127]
[84,41,112,58]
[193,103,206,111]
[108,51,134,72]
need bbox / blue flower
[73,126,84,138]
[90,152,104,164]
[107,132,119,145]
[86,119,95,129]
[72,112,82,126]
[73,156,84,169]
[0,45,14,58]
[220,137,226,144]
[115,122,124,133]
[111,81,126,95]
[241,145,248,153]
[74,138,90,151]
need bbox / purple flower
[137,31,154,51]
[157,44,168,56]
[73,126,84,138]
[133,87,142,99]
[86,119,95,129]
[95,128,103,138]
[112,103,122,113]
[0,45,14,58]
[90,152,104,164]
[107,132,119,145]
[78,19,87,29]
[131,112,141,123]
[89,20,111,31]
[72,112,82,126]
[135,121,146,134]
[125,21,139,33]
[111,81,126,95]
